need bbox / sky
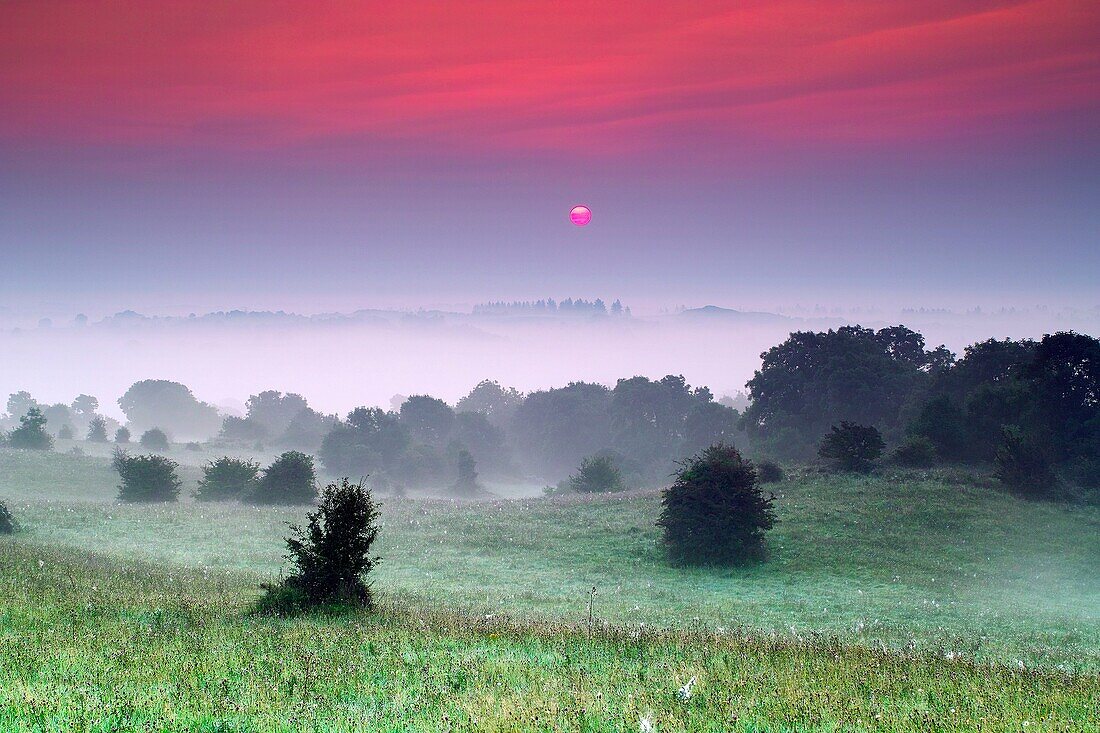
[2,0,1099,317]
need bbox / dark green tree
[569,454,625,493]
[250,451,317,505]
[0,500,16,534]
[450,448,481,496]
[399,395,455,446]
[87,416,109,443]
[510,382,612,479]
[260,478,381,611]
[113,450,181,502]
[319,408,410,477]
[115,426,131,444]
[196,457,260,501]
[657,444,776,565]
[9,407,53,450]
[818,421,885,472]
[140,428,170,452]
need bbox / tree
[219,415,269,443]
[87,416,109,443]
[450,448,481,496]
[140,428,170,452]
[755,460,785,483]
[113,450,181,502]
[118,380,220,440]
[0,501,16,534]
[994,426,1057,499]
[250,451,317,505]
[682,401,743,457]
[568,454,625,493]
[259,478,381,611]
[890,436,938,468]
[115,426,131,444]
[656,444,776,565]
[610,375,707,477]
[907,395,966,460]
[510,382,612,479]
[399,395,455,446]
[280,407,337,451]
[742,326,948,458]
[196,457,260,501]
[818,422,885,472]
[451,411,516,478]
[245,391,310,440]
[6,391,39,421]
[70,395,99,432]
[9,408,53,450]
[43,404,74,438]
[319,408,409,477]
[456,380,523,428]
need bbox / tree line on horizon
[2,326,1096,502]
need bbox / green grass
[1,542,1096,731]
[1,447,1098,729]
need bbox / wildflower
[677,676,696,701]
[639,715,655,732]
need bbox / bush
[87,416,109,442]
[656,444,777,565]
[185,441,202,452]
[755,460,784,483]
[195,457,260,501]
[994,426,1057,499]
[257,478,381,612]
[569,454,625,493]
[450,448,481,496]
[891,436,938,468]
[249,451,317,505]
[0,501,16,534]
[9,408,53,451]
[113,450,181,502]
[140,428,170,452]
[115,427,131,443]
[818,421,884,472]
[58,424,74,440]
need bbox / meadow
[1,447,1098,730]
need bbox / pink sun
[569,205,592,226]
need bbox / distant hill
[678,305,792,324]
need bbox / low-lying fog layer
[2,303,1098,420]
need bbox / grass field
[1,446,1098,729]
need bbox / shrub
[755,460,785,483]
[258,478,381,612]
[58,424,75,440]
[87,416,109,442]
[569,454,625,493]
[140,428,170,452]
[9,407,53,451]
[185,441,202,452]
[195,457,260,501]
[818,421,884,472]
[656,444,776,565]
[450,448,481,496]
[113,449,181,502]
[0,501,16,534]
[115,426,131,443]
[890,436,938,468]
[249,451,317,505]
[994,426,1057,499]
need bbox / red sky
[3,0,1097,166]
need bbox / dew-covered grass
[0,542,1096,731]
[2,448,1097,672]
